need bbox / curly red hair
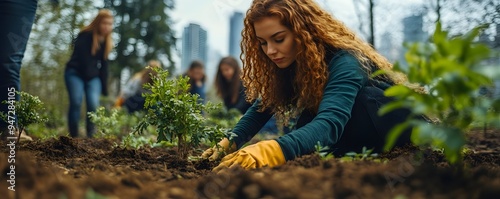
[241,0,402,121]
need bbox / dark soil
[1,129,499,199]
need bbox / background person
[184,60,206,104]
[64,9,113,138]
[115,60,161,113]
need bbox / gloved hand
[213,140,286,172]
[201,138,237,161]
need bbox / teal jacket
[231,50,369,161]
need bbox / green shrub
[88,107,146,139]
[380,23,500,164]
[1,91,49,140]
[135,67,226,159]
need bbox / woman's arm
[99,59,109,96]
[276,51,368,160]
[231,99,273,149]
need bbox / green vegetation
[380,23,500,164]
[1,91,49,141]
[88,107,145,139]
[135,68,226,159]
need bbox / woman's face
[254,16,298,69]
[189,67,204,81]
[220,63,235,82]
[99,17,114,36]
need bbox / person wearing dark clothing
[203,0,415,171]
[115,60,161,113]
[184,60,206,103]
[214,56,251,114]
[0,0,38,141]
[64,9,113,138]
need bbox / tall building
[402,14,426,43]
[181,23,207,73]
[378,32,397,62]
[399,14,426,64]
[229,12,244,61]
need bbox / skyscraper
[181,23,207,73]
[399,14,426,64]
[229,12,244,61]
[402,14,426,43]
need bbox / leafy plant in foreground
[135,67,226,159]
[380,23,500,164]
[1,91,48,141]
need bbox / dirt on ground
[1,129,499,199]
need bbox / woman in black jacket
[64,9,113,138]
[214,56,251,114]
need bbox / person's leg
[65,69,85,138]
[333,86,412,155]
[0,0,38,134]
[84,77,101,138]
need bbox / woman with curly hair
[203,0,413,170]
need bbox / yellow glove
[213,140,285,172]
[201,138,237,161]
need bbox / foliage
[135,68,226,159]
[120,132,157,150]
[1,92,49,138]
[314,141,334,160]
[380,23,500,164]
[341,147,379,162]
[206,107,242,131]
[88,107,146,139]
[103,0,177,77]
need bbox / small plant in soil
[135,67,226,159]
[380,23,500,164]
[1,91,48,141]
[88,107,146,139]
[341,147,379,162]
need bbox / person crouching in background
[115,60,161,113]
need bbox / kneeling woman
[203,0,414,170]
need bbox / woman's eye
[275,38,284,43]
[259,41,267,46]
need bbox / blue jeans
[0,0,38,129]
[64,68,101,137]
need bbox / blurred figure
[0,0,38,141]
[64,9,114,138]
[214,56,284,134]
[184,60,206,103]
[115,60,161,113]
[214,56,251,114]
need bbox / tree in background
[104,0,177,80]
[425,0,500,46]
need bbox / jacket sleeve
[275,51,368,161]
[231,99,273,149]
[67,32,90,70]
[99,60,109,96]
